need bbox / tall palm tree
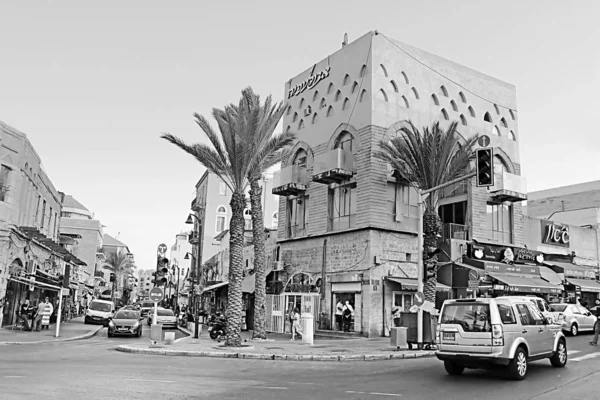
[374,120,479,304]
[105,251,134,304]
[235,89,295,339]
[161,87,294,347]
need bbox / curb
[0,325,104,346]
[116,345,436,362]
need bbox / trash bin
[390,327,408,349]
[164,332,175,345]
[301,313,314,345]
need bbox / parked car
[525,296,555,324]
[436,296,567,380]
[140,301,154,317]
[107,310,143,338]
[549,303,597,336]
[147,308,177,328]
[84,299,115,326]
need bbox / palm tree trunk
[423,211,441,304]
[249,178,267,339]
[224,191,246,347]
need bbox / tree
[374,120,478,303]
[161,87,294,346]
[105,251,134,304]
[235,89,295,340]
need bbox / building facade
[270,31,527,337]
[0,120,84,326]
[138,269,154,299]
[168,232,192,307]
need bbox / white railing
[312,148,355,176]
[272,164,308,188]
[491,172,527,194]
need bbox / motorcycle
[208,314,226,341]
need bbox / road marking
[125,379,175,383]
[569,350,581,355]
[571,352,600,362]
[262,386,288,390]
[347,391,401,397]
[3,376,25,378]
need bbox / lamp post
[56,255,71,338]
[171,262,180,309]
[185,213,203,339]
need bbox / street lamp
[171,262,180,310]
[185,212,203,339]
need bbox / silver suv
[436,296,567,380]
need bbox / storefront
[545,261,600,306]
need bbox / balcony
[191,198,204,212]
[441,223,469,241]
[286,223,307,238]
[312,148,355,185]
[489,171,527,202]
[272,165,308,196]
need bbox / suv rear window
[441,303,491,332]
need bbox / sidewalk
[0,316,104,345]
[117,327,436,362]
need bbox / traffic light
[154,257,169,286]
[475,148,494,187]
[109,273,116,283]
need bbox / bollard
[301,313,314,345]
[164,331,175,345]
[150,324,163,346]
[390,327,408,349]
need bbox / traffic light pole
[416,171,476,346]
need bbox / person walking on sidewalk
[589,299,600,345]
[342,301,354,332]
[41,297,54,330]
[290,307,302,341]
[32,297,51,332]
[335,300,344,331]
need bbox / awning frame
[8,276,61,292]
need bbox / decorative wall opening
[484,112,492,123]
[411,87,419,99]
[351,82,359,94]
[431,94,439,106]
[460,114,467,126]
[390,80,398,93]
[459,92,467,103]
[450,100,458,112]
[401,96,409,108]
[468,106,476,118]
[360,89,367,102]
[401,71,409,84]
[377,89,389,102]
[440,85,449,97]
[378,64,388,77]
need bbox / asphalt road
[2,329,600,400]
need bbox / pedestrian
[392,300,401,327]
[342,301,354,332]
[335,299,344,331]
[290,307,302,341]
[32,297,50,332]
[589,299,600,346]
[41,297,54,330]
[18,299,32,330]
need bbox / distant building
[169,232,192,307]
[137,269,154,299]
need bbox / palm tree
[374,120,479,303]
[161,87,294,347]
[105,251,134,304]
[236,89,295,340]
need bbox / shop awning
[487,272,563,294]
[202,281,229,292]
[565,278,600,293]
[241,267,273,294]
[386,277,450,292]
[8,276,61,292]
[539,266,564,286]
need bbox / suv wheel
[443,361,465,376]
[570,323,578,336]
[508,347,528,380]
[550,339,567,368]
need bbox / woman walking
[41,297,54,330]
[290,307,302,341]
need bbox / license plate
[442,332,455,341]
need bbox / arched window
[484,112,492,123]
[299,98,305,109]
[440,85,449,97]
[335,90,342,102]
[293,149,308,169]
[500,117,508,128]
[320,98,326,109]
[450,100,458,112]
[216,206,227,233]
[460,114,467,126]
[351,82,359,94]
[411,87,419,99]
[494,155,509,181]
[286,105,291,115]
[360,89,367,102]
[377,89,388,102]
[390,80,398,93]
[459,92,467,103]
[509,130,516,141]
[431,94,439,106]
[378,64,388,77]
[243,207,252,230]
[327,83,334,95]
[343,74,351,86]
[298,119,304,130]
[468,106,476,118]
[312,113,319,124]
[24,162,29,174]
[335,131,353,152]
[401,71,409,84]
[494,104,500,115]
[272,212,279,229]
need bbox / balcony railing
[286,223,308,238]
[312,148,355,184]
[489,172,527,202]
[272,165,308,196]
[441,223,469,241]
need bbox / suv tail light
[492,324,503,346]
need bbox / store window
[486,202,513,244]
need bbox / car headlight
[132,321,140,328]
[108,320,115,328]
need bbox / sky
[1,0,598,271]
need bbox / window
[500,117,508,128]
[486,202,513,243]
[327,82,334,95]
[311,113,318,124]
[493,155,508,184]
[49,207,53,234]
[378,64,388,77]
[359,89,367,102]
[460,114,467,126]
[286,196,308,237]
[320,98,326,109]
[401,71,409,84]
[272,212,278,229]
[218,181,228,196]
[343,75,351,86]
[441,109,449,120]
[439,201,467,225]
[386,182,417,222]
[468,106,475,118]
[509,130,516,141]
[216,206,227,233]
[0,165,11,202]
[41,200,47,228]
[496,301,517,324]
[298,119,304,130]
[411,87,419,99]
[244,208,252,230]
[450,100,458,112]
[335,90,342,102]
[342,98,350,110]
[509,110,516,120]
[329,182,356,231]
[377,89,388,102]
[327,106,334,118]
[515,304,535,325]
[401,96,409,109]
[494,104,500,115]
[312,90,319,102]
[493,126,501,136]
[440,303,491,332]
[360,64,367,77]
[335,132,353,151]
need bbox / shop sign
[505,285,561,294]
[470,243,515,263]
[541,220,570,248]
[564,268,596,280]
[514,248,545,264]
[388,263,418,279]
[287,66,331,99]
[484,262,539,275]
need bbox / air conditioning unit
[273,261,284,271]
[303,105,312,117]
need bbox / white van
[84,299,115,325]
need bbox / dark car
[108,310,143,338]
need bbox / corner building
[269,31,527,337]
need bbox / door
[527,304,555,352]
[515,303,544,356]
[266,294,284,333]
[571,305,589,330]
[577,305,596,331]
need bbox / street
[2,329,600,400]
